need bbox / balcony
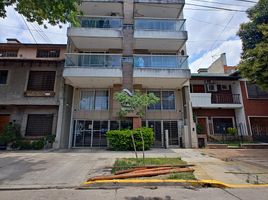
[63,53,122,88]
[134,19,187,51]
[79,1,123,17]
[134,0,185,18]
[67,17,123,50]
[191,93,242,108]
[133,55,190,88]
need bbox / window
[221,85,229,91]
[0,70,8,84]
[147,91,175,110]
[27,71,56,91]
[162,91,175,110]
[36,49,60,58]
[213,118,234,134]
[80,90,109,110]
[0,50,18,57]
[26,114,53,136]
[246,82,268,99]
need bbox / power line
[146,3,247,12]
[232,0,258,3]
[188,0,253,8]
[197,11,237,68]
[186,3,246,12]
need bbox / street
[0,149,268,199]
[1,187,268,200]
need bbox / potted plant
[227,127,237,135]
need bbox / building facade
[63,0,197,148]
[191,53,268,146]
[0,39,65,147]
[240,81,268,142]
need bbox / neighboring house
[0,39,66,148]
[190,72,247,147]
[191,53,268,147]
[63,0,198,148]
[239,80,268,142]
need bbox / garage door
[250,117,268,142]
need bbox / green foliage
[196,124,203,134]
[112,157,186,174]
[0,124,21,145]
[227,127,237,135]
[13,140,32,150]
[31,139,45,150]
[238,0,268,90]
[12,138,45,150]
[114,90,160,118]
[107,127,154,151]
[45,135,56,144]
[167,172,196,180]
[0,0,81,27]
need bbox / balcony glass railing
[135,19,185,31]
[65,53,122,68]
[134,55,188,69]
[80,17,122,29]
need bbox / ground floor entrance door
[73,120,108,147]
[197,117,208,135]
[163,121,180,146]
[148,121,162,147]
[250,117,268,142]
[0,115,10,133]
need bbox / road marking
[81,179,268,189]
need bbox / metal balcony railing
[65,53,122,68]
[133,55,188,69]
[79,17,123,29]
[135,19,185,31]
[211,94,241,104]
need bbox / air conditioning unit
[207,83,217,92]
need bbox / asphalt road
[1,187,268,200]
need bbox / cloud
[0,1,254,67]
[0,7,67,44]
[189,39,242,72]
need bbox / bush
[12,138,45,150]
[0,124,21,146]
[13,140,32,150]
[31,139,45,150]
[107,127,154,151]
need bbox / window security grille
[27,71,56,91]
[26,114,53,136]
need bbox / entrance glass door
[74,120,108,147]
[148,121,162,147]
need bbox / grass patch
[112,157,186,174]
[167,172,196,180]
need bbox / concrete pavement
[0,149,177,189]
[1,187,268,200]
[0,148,268,190]
[171,149,268,184]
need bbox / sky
[0,0,256,72]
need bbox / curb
[81,179,268,189]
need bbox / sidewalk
[172,149,268,185]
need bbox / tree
[114,90,160,119]
[114,90,159,160]
[237,0,268,91]
[0,0,81,27]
